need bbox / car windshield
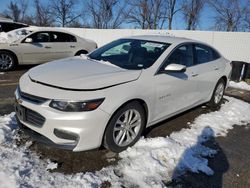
[0,28,34,43]
[89,39,171,70]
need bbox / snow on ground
[0,97,250,188]
[229,81,250,91]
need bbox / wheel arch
[220,75,228,85]
[74,50,88,56]
[0,49,19,65]
[101,98,149,143]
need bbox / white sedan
[15,35,231,153]
[0,27,97,71]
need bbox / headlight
[49,98,105,112]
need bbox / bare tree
[126,0,166,29]
[34,0,54,26]
[244,4,250,31]
[165,0,180,29]
[86,0,126,29]
[182,0,204,30]
[3,0,30,23]
[19,0,28,22]
[51,0,80,27]
[208,0,249,31]
[4,1,21,22]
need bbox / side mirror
[164,63,186,72]
[24,38,33,43]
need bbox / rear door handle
[70,45,75,48]
[214,67,219,70]
[191,73,199,77]
[44,46,51,49]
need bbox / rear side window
[212,48,220,60]
[194,44,220,64]
[50,32,77,42]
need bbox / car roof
[22,26,76,36]
[125,35,195,44]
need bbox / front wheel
[208,79,226,107]
[0,51,16,71]
[104,102,146,153]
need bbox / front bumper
[14,89,110,152]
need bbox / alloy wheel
[113,109,142,147]
[0,53,13,71]
[214,82,224,104]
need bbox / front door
[153,44,201,122]
[19,31,53,64]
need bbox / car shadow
[15,64,38,71]
[165,126,229,188]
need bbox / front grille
[25,108,45,127]
[18,86,48,104]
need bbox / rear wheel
[208,79,226,107]
[0,51,16,71]
[104,102,146,153]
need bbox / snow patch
[0,172,16,188]
[0,27,35,43]
[0,97,250,187]
[0,32,9,43]
[46,161,58,171]
[229,81,250,91]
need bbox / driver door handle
[44,46,51,49]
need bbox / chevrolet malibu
[15,36,231,153]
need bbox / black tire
[0,51,17,71]
[75,50,88,56]
[104,102,146,153]
[208,79,226,108]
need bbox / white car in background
[15,36,231,153]
[0,27,97,71]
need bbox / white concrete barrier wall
[61,28,250,63]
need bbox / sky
[0,0,225,31]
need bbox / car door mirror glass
[25,38,33,43]
[164,63,186,72]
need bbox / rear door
[192,44,222,100]
[153,44,201,122]
[48,32,77,60]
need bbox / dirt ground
[0,65,250,188]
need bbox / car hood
[28,56,141,90]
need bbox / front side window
[27,32,50,43]
[89,39,170,70]
[162,44,193,70]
